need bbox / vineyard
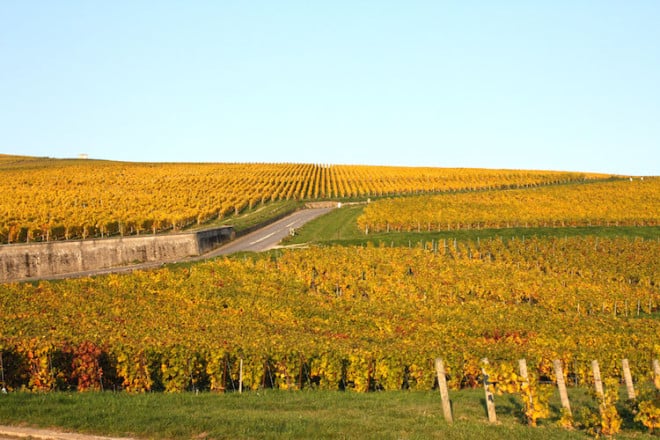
[357,177,660,233]
[1,238,658,394]
[2,155,660,435]
[0,154,603,244]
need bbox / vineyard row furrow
[0,155,602,243]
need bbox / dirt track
[0,425,136,440]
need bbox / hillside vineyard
[0,237,658,393]
[0,155,602,243]
[2,155,659,437]
[357,178,660,233]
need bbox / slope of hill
[0,154,606,244]
[2,155,659,438]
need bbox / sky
[1,1,659,175]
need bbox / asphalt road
[10,207,335,283]
[206,207,334,256]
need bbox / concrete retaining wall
[305,201,341,209]
[196,227,236,254]
[0,226,234,282]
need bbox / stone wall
[196,227,235,254]
[0,226,234,282]
[305,201,341,209]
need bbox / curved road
[12,207,334,282]
[206,207,334,256]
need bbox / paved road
[206,207,334,256]
[10,207,335,283]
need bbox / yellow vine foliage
[0,236,658,393]
[0,154,602,243]
[358,178,660,233]
[635,399,660,433]
[595,378,622,437]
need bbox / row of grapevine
[0,154,603,244]
[1,237,658,393]
[358,177,660,233]
[437,357,660,433]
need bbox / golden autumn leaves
[1,236,658,393]
[358,178,660,233]
[0,156,597,243]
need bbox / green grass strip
[190,200,303,233]
[284,205,660,247]
[0,388,650,439]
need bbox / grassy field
[283,204,660,247]
[0,387,653,439]
[190,199,303,233]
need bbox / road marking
[249,231,277,245]
[285,221,297,227]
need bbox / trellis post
[518,359,532,408]
[592,360,604,397]
[239,358,243,394]
[481,358,497,423]
[434,358,453,424]
[621,359,635,399]
[553,359,572,416]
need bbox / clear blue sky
[1,1,659,175]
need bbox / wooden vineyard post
[518,358,529,385]
[553,359,572,417]
[434,358,453,424]
[654,359,660,390]
[592,360,604,398]
[621,359,636,400]
[0,351,5,393]
[519,359,532,407]
[481,358,497,423]
[240,358,246,393]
